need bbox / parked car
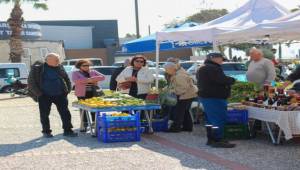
[187,62,247,82]
[113,60,156,68]
[62,58,103,67]
[92,66,119,89]
[180,60,203,70]
[0,63,28,93]
[149,67,166,80]
[158,62,167,67]
[65,66,118,90]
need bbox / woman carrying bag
[72,60,105,132]
[164,62,198,133]
[116,55,154,99]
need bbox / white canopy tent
[156,0,289,43]
[154,0,289,87]
[216,11,300,44]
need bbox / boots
[205,125,236,148]
[205,125,214,145]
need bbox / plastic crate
[224,124,250,140]
[98,113,139,128]
[97,112,141,143]
[141,117,168,132]
[226,109,248,124]
[98,129,140,143]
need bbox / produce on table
[78,92,146,108]
[228,82,258,103]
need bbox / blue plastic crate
[98,129,141,143]
[98,112,139,129]
[226,109,248,124]
[141,117,168,132]
[97,112,141,143]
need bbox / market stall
[72,91,161,139]
[228,82,300,144]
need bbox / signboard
[0,22,42,40]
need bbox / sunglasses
[134,60,144,63]
[81,65,90,67]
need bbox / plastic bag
[159,90,177,106]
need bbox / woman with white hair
[164,62,198,132]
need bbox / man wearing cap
[197,52,236,148]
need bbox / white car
[148,67,166,80]
[64,66,118,90]
[62,58,103,67]
[113,60,156,68]
[0,63,29,92]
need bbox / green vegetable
[228,81,258,103]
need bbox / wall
[0,40,65,69]
[40,25,93,49]
[33,20,119,48]
[65,48,108,65]
[119,48,193,61]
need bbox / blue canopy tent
[121,22,212,54]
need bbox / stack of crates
[224,109,250,140]
[97,112,141,143]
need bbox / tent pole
[213,40,219,52]
[155,40,160,89]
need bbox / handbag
[117,81,132,90]
[91,85,104,97]
[117,70,138,91]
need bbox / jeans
[200,98,227,140]
[38,94,73,133]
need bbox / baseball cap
[207,52,225,60]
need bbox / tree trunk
[7,1,24,63]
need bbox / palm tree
[0,0,47,63]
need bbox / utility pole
[134,0,140,38]
[148,25,151,35]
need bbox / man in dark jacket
[197,52,236,148]
[28,53,77,138]
[109,58,131,91]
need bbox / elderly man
[197,52,236,148]
[246,48,276,88]
[28,53,77,138]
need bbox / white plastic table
[247,106,300,144]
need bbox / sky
[0,0,299,37]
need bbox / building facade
[33,20,119,65]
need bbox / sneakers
[42,133,53,138]
[63,130,78,137]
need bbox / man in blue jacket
[197,52,236,148]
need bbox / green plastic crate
[224,124,250,140]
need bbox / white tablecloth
[247,106,300,140]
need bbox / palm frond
[33,2,48,10]
[0,0,13,4]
